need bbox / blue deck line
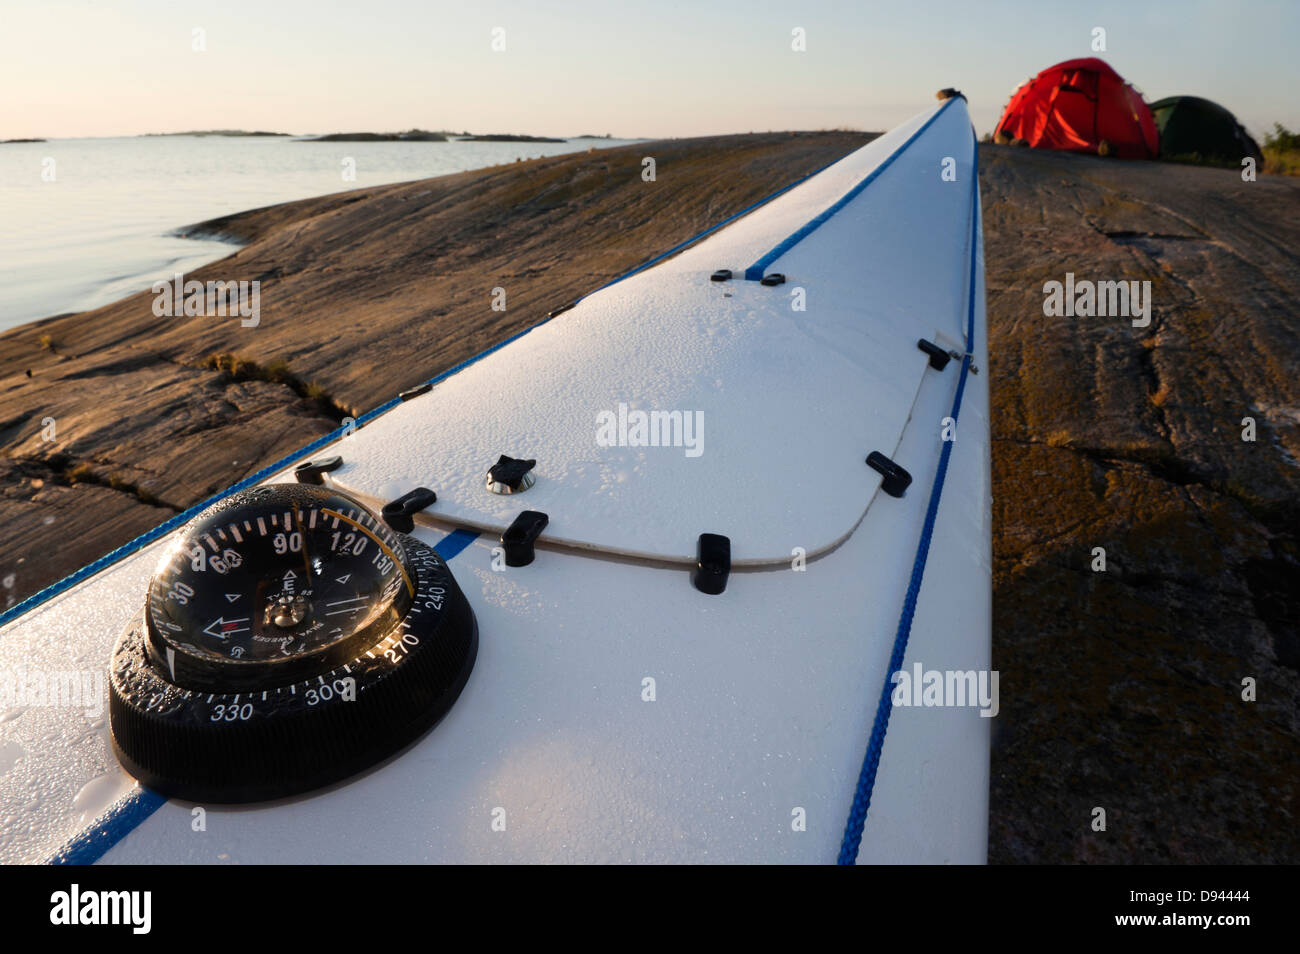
[431,527,480,563]
[836,134,981,865]
[48,788,169,865]
[743,97,955,281]
[45,526,482,865]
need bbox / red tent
[995,58,1158,159]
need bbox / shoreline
[0,135,648,330]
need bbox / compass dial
[145,485,415,690]
[109,483,478,803]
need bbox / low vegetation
[204,351,292,384]
[203,352,348,420]
[1263,123,1300,176]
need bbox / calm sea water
[0,135,638,330]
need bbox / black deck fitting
[399,382,432,401]
[710,269,732,282]
[759,273,786,286]
[917,338,953,371]
[293,456,343,485]
[866,451,912,498]
[381,487,438,533]
[488,455,537,492]
[502,511,549,567]
[693,533,731,595]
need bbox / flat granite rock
[980,143,1300,863]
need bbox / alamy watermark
[1,665,104,718]
[50,884,150,934]
[1043,272,1151,327]
[152,272,260,327]
[596,403,703,458]
[891,663,999,718]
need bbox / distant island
[141,130,290,137]
[299,129,449,142]
[458,133,565,142]
[296,130,570,143]
[14,130,632,145]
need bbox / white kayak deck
[333,99,975,564]
[0,97,991,864]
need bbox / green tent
[1150,96,1263,164]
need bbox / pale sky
[2,0,1297,141]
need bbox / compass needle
[292,500,314,586]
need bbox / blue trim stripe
[582,152,848,297]
[47,788,168,865]
[743,98,955,281]
[433,528,480,562]
[836,135,981,865]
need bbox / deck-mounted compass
[108,484,478,803]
